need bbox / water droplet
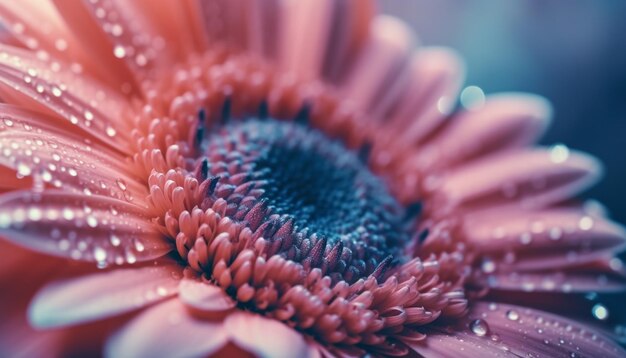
[134,239,145,252]
[16,163,32,178]
[592,303,609,320]
[578,216,594,231]
[86,215,98,228]
[549,227,563,240]
[113,45,126,58]
[116,178,127,191]
[506,310,520,321]
[0,213,11,228]
[94,247,107,262]
[51,86,62,97]
[110,234,121,247]
[84,110,94,121]
[27,207,43,221]
[62,207,75,220]
[105,126,117,137]
[481,258,496,273]
[460,85,485,111]
[68,167,78,177]
[3,118,14,127]
[126,250,137,264]
[519,232,532,245]
[470,319,489,337]
[550,144,570,164]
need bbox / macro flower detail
[0,0,624,357]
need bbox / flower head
[0,1,624,357]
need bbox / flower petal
[278,0,338,81]
[179,279,236,317]
[460,207,626,270]
[408,302,626,357]
[0,104,147,201]
[394,47,466,145]
[52,0,185,94]
[225,311,313,358]
[418,93,552,170]
[485,271,626,294]
[0,190,172,264]
[432,148,602,213]
[341,15,414,119]
[0,45,133,150]
[275,0,375,84]
[29,261,182,328]
[105,299,228,358]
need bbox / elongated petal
[29,261,182,328]
[0,190,172,264]
[0,104,146,200]
[418,93,552,170]
[485,271,626,294]
[432,148,602,213]
[0,45,132,150]
[225,311,312,358]
[105,299,228,358]
[460,208,626,271]
[409,302,626,357]
[395,47,466,144]
[341,15,414,118]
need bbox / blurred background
[381,1,626,223]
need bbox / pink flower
[0,1,624,357]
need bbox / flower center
[141,53,468,350]
[199,116,408,282]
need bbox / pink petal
[246,0,280,59]
[411,302,625,357]
[418,93,552,170]
[0,45,132,150]
[432,148,602,213]
[461,208,626,270]
[0,104,147,201]
[485,271,626,294]
[320,0,375,83]
[278,0,338,81]
[50,0,142,95]
[393,47,466,145]
[29,260,181,328]
[179,279,236,318]
[225,311,313,358]
[198,0,250,50]
[0,190,172,264]
[0,1,113,85]
[105,299,228,358]
[340,15,414,119]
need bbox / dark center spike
[221,95,232,125]
[403,201,423,223]
[294,102,311,125]
[358,141,373,163]
[258,100,269,119]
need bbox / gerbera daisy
[0,0,624,357]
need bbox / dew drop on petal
[592,303,609,321]
[94,246,107,262]
[86,215,98,228]
[506,310,520,321]
[550,143,570,164]
[113,45,126,58]
[105,126,117,137]
[110,234,121,247]
[470,319,489,337]
[578,216,594,231]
